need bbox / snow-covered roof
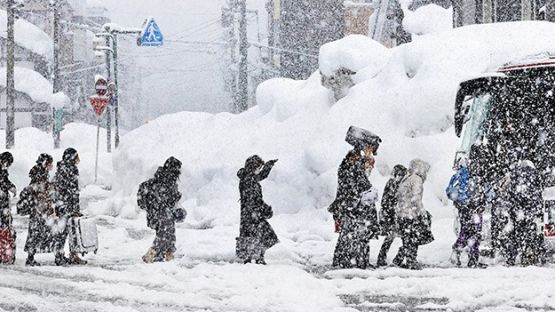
[498,52,555,72]
[0,9,53,60]
[0,67,70,109]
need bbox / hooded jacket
[395,159,430,220]
[237,155,278,248]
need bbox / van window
[460,93,494,153]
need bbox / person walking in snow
[23,154,57,266]
[0,152,16,229]
[448,156,487,268]
[392,159,433,270]
[505,160,545,266]
[53,148,87,266]
[377,164,407,267]
[329,127,381,269]
[139,157,184,263]
[236,155,279,265]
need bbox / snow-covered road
[2,193,555,312]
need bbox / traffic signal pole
[6,0,15,149]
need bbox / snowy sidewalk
[2,194,555,312]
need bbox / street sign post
[138,17,164,47]
[89,95,109,183]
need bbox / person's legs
[405,221,420,269]
[377,233,395,266]
[393,219,410,267]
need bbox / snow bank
[319,34,391,77]
[0,9,53,59]
[111,22,555,227]
[0,67,70,109]
[1,123,112,193]
[403,4,453,36]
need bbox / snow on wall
[0,67,70,109]
[111,21,555,226]
[318,35,391,77]
[0,9,53,59]
[403,4,453,36]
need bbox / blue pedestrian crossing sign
[139,17,164,47]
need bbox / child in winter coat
[448,156,488,268]
[53,148,87,266]
[393,159,432,270]
[0,152,16,229]
[24,154,56,266]
[139,157,183,263]
[236,155,279,265]
[377,164,407,267]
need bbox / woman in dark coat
[329,145,379,269]
[0,152,16,228]
[24,154,56,266]
[236,155,278,264]
[53,148,86,266]
[377,164,407,267]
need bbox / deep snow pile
[111,21,555,226]
[1,123,112,192]
[403,4,453,36]
[0,67,70,109]
[0,9,53,59]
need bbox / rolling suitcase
[0,228,16,264]
[69,216,98,255]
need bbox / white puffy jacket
[395,159,431,220]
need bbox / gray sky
[98,0,230,125]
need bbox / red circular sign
[95,78,108,96]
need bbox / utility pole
[237,0,248,112]
[5,0,15,149]
[52,0,61,148]
[105,34,112,153]
[112,34,119,148]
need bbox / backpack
[446,167,469,204]
[137,180,159,229]
[17,186,35,216]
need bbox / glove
[267,159,278,166]
[361,188,379,206]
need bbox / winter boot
[142,247,157,264]
[164,251,175,262]
[467,255,487,269]
[69,253,88,265]
[376,253,388,267]
[392,254,404,267]
[25,254,40,267]
[55,253,69,266]
[450,250,462,267]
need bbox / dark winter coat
[328,150,374,221]
[237,157,278,250]
[138,166,182,230]
[330,151,379,269]
[0,168,15,228]
[24,164,56,253]
[54,160,80,216]
[508,161,543,219]
[380,178,402,234]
